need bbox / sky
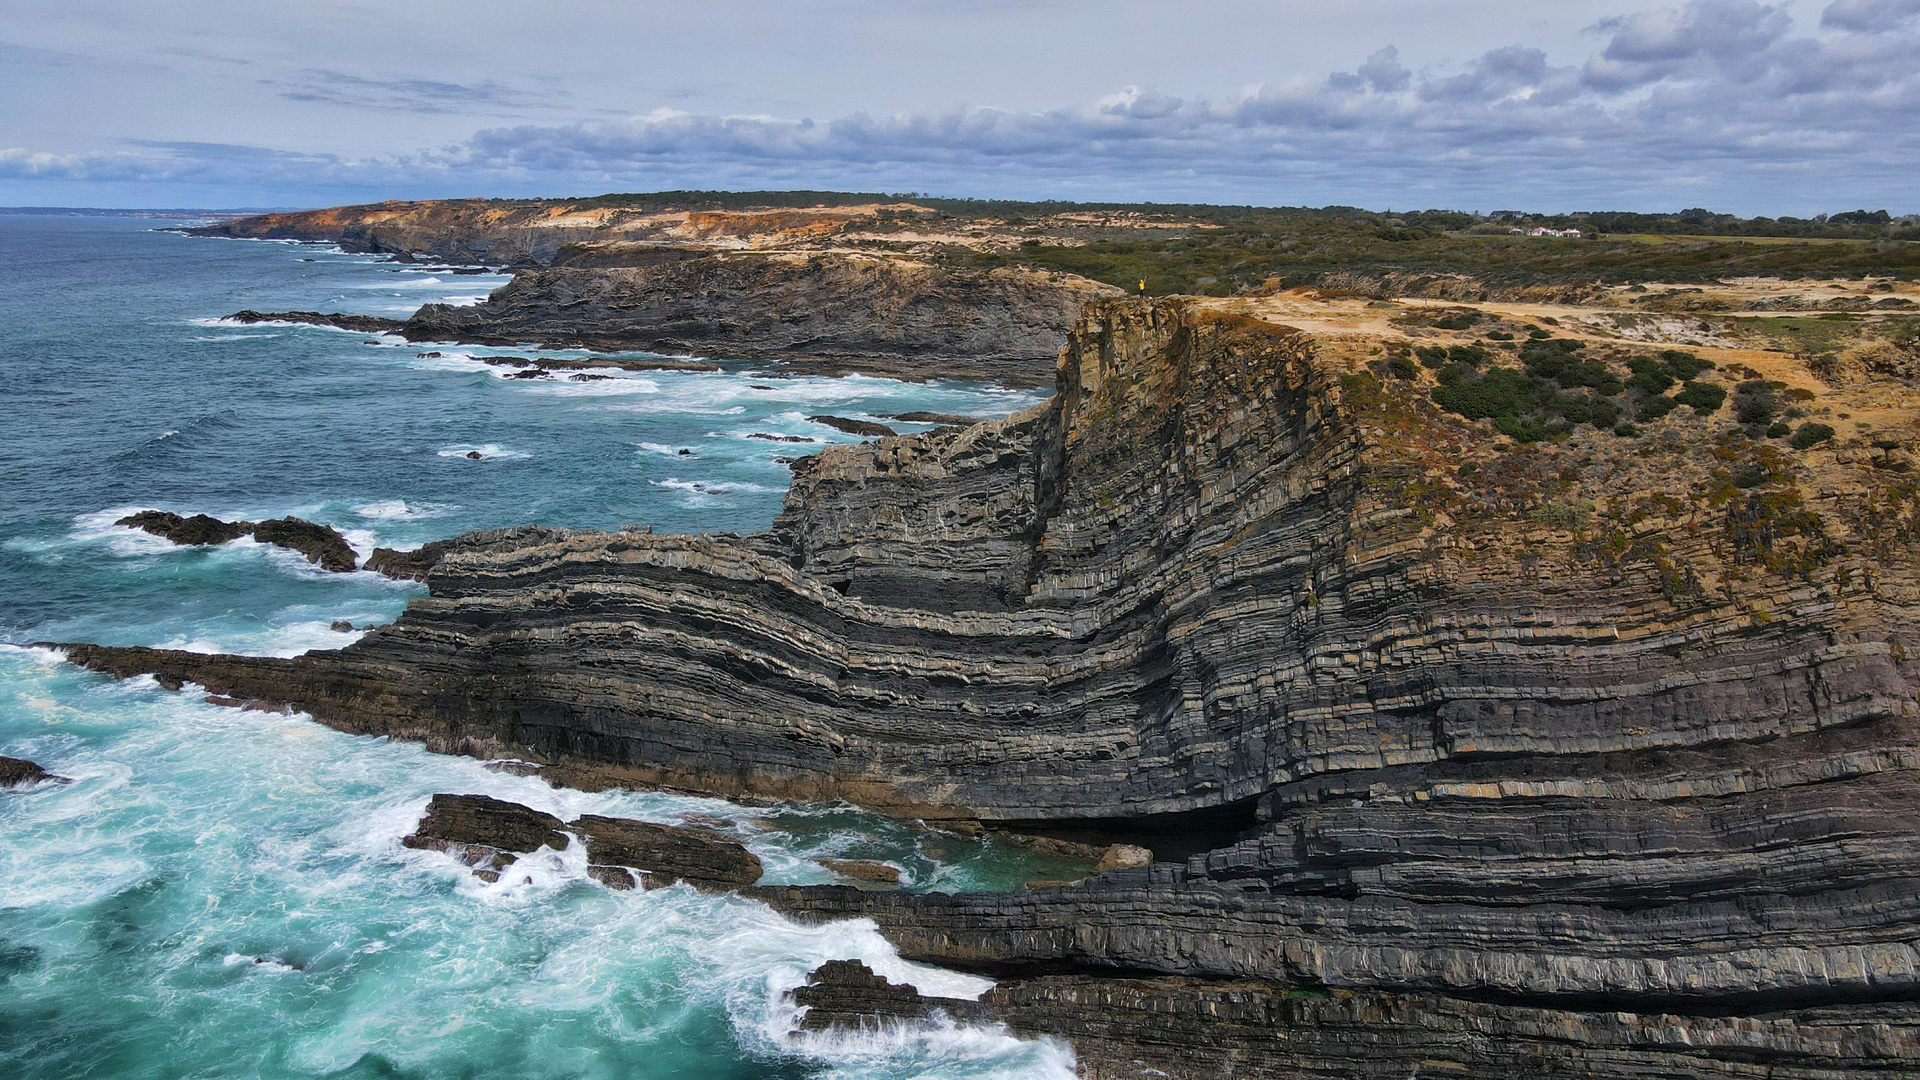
[1,0,1916,215]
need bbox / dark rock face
[0,756,64,789]
[52,300,1920,1075]
[249,518,358,573]
[807,415,895,437]
[404,253,1108,387]
[400,793,569,882]
[116,510,251,546]
[572,815,761,892]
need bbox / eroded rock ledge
[56,299,1920,1076]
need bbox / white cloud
[4,1,1915,213]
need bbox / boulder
[1091,843,1153,875]
[401,793,569,882]
[571,814,761,892]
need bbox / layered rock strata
[57,299,1920,1075]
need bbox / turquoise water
[0,216,1072,1079]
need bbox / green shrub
[1388,355,1418,380]
[1732,462,1771,488]
[1638,395,1677,421]
[1528,328,1552,340]
[1658,350,1716,380]
[1486,330,1514,341]
[1433,366,1541,420]
[1614,423,1640,437]
[1735,380,1778,426]
[1627,358,1676,394]
[1671,381,1726,414]
[1448,343,1488,366]
[1417,345,1450,368]
[1790,422,1836,449]
[1432,312,1481,330]
[1767,421,1793,438]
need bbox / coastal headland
[73,194,1920,1076]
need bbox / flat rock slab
[573,814,762,892]
[402,793,569,882]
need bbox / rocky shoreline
[58,289,1920,1074]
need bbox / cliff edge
[61,298,1920,1076]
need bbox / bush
[1638,394,1677,421]
[1527,327,1552,340]
[1614,423,1640,437]
[1672,381,1727,414]
[1433,366,1541,420]
[1553,359,1624,395]
[1486,330,1514,341]
[1735,380,1778,426]
[1417,345,1450,368]
[1388,355,1418,380]
[1627,358,1676,394]
[1767,421,1793,438]
[1448,343,1488,366]
[1658,350,1716,380]
[1790,422,1836,449]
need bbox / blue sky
[2,0,1916,214]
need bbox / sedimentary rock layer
[58,298,1920,1075]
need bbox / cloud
[1822,0,1920,32]
[267,70,556,114]
[5,0,1916,213]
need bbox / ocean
[0,214,1076,1079]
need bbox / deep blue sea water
[0,215,1073,1079]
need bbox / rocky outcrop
[249,518,357,573]
[226,310,406,335]
[400,793,569,882]
[116,511,250,546]
[55,299,1920,1075]
[572,815,761,892]
[404,252,1109,386]
[396,792,761,891]
[807,415,895,437]
[118,511,359,572]
[363,540,453,582]
[0,756,65,789]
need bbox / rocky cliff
[405,251,1105,385]
[197,198,1116,383]
[58,298,1920,1076]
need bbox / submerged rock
[400,793,569,883]
[0,756,66,789]
[572,814,762,893]
[819,859,903,886]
